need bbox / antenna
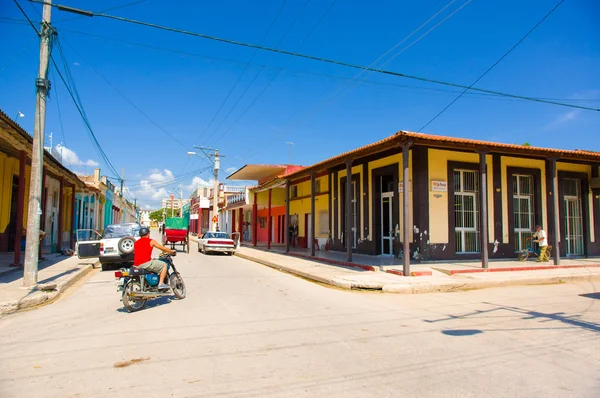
[285,142,294,165]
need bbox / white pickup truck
[76,223,142,271]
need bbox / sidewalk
[231,244,600,294]
[0,253,97,315]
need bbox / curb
[382,270,600,294]
[235,251,600,294]
[444,264,600,275]
[234,252,352,289]
[386,269,433,277]
[0,261,97,316]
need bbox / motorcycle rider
[134,227,176,290]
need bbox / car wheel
[118,236,136,255]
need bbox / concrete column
[238,207,244,243]
[70,185,76,250]
[310,172,316,257]
[285,180,290,253]
[402,144,411,276]
[478,151,489,269]
[252,192,258,246]
[345,160,353,262]
[11,150,27,266]
[231,209,236,233]
[548,158,560,265]
[57,178,64,252]
[267,189,272,249]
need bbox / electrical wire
[418,0,566,132]
[0,34,37,73]
[51,27,600,105]
[192,0,289,147]
[59,36,190,150]
[305,0,472,119]
[202,0,314,146]
[210,0,339,147]
[54,0,147,23]
[50,66,74,170]
[235,0,471,162]
[30,0,600,112]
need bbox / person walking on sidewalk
[529,225,549,262]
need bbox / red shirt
[133,237,153,266]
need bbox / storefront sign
[431,180,447,192]
[190,214,199,220]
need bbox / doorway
[381,192,394,256]
[564,178,584,256]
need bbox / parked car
[76,223,143,271]
[198,232,237,255]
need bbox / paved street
[1,236,599,397]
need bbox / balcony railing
[227,192,246,206]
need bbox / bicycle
[518,242,552,262]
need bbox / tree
[149,208,169,223]
[522,142,531,146]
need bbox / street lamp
[187,148,223,232]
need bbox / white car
[198,232,237,255]
[76,223,142,271]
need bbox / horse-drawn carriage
[162,217,189,253]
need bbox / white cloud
[53,144,99,167]
[225,166,238,174]
[73,62,80,67]
[545,90,598,130]
[131,169,176,209]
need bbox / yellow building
[235,131,600,268]
[0,110,84,264]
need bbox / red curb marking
[386,269,433,277]
[448,264,600,275]
[284,252,377,271]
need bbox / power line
[0,34,37,73]
[50,27,600,105]
[203,0,314,146]
[210,0,339,147]
[235,0,471,162]
[51,41,121,179]
[309,0,471,117]
[419,0,566,132]
[192,0,289,147]
[59,36,189,150]
[54,0,147,23]
[30,0,600,112]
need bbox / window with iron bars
[454,169,480,253]
[513,175,535,252]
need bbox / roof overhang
[227,164,287,182]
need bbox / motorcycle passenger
[134,227,176,290]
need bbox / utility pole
[213,149,220,231]
[170,194,174,218]
[120,168,124,197]
[24,0,53,288]
[286,142,294,164]
[192,146,224,232]
[179,187,183,217]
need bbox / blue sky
[1,0,599,209]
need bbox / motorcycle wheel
[122,281,147,312]
[170,273,186,299]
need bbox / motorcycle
[115,252,186,312]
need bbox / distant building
[161,197,190,212]
[138,209,154,227]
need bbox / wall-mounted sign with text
[431,180,447,192]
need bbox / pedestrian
[529,225,549,262]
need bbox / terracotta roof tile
[280,130,600,181]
